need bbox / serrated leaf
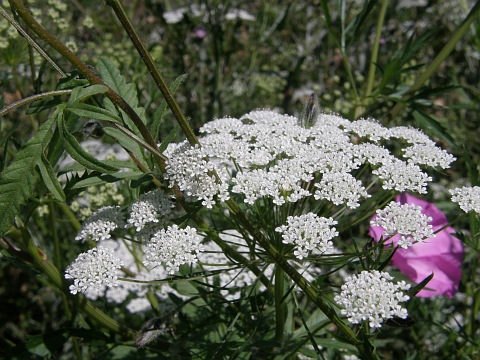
[96,58,147,135]
[37,155,66,202]
[68,84,108,104]
[66,103,121,123]
[59,159,136,175]
[58,111,118,173]
[0,112,57,236]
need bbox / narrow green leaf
[65,103,121,123]
[158,124,180,153]
[0,112,57,236]
[71,171,145,189]
[412,110,457,148]
[407,273,434,298]
[102,127,148,167]
[37,155,66,202]
[151,74,188,140]
[26,98,61,115]
[348,0,376,37]
[67,84,108,104]
[58,111,118,173]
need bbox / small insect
[301,93,319,128]
[82,120,105,139]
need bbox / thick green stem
[388,0,480,120]
[105,0,200,147]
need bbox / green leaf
[57,110,118,173]
[151,74,188,140]
[26,97,62,115]
[57,71,89,90]
[97,57,147,135]
[67,84,108,103]
[348,0,376,38]
[407,273,434,298]
[0,118,19,149]
[102,126,148,167]
[412,110,457,148]
[37,155,66,202]
[66,102,121,123]
[59,159,136,175]
[71,171,145,189]
[158,124,180,153]
[0,112,57,236]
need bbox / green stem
[388,0,480,120]
[105,0,200,147]
[364,0,388,100]
[9,0,165,169]
[274,265,287,342]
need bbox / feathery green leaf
[0,112,57,235]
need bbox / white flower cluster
[65,246,124,295]
[275,213,338,260]
[450,186,480,213]
[66,238,182,313]
[75,206,124,242]
[371,201,435,248]
[313,172,370,209]
[334,270,411,329]
[164,110,454,209]
[164,144,230,208]
[126,189,174,231]
[143,225,204,274]
[403,144,456,169]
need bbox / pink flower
[369,193,463,298]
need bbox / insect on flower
[301,93,319,128]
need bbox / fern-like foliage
[0,111,58,236]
